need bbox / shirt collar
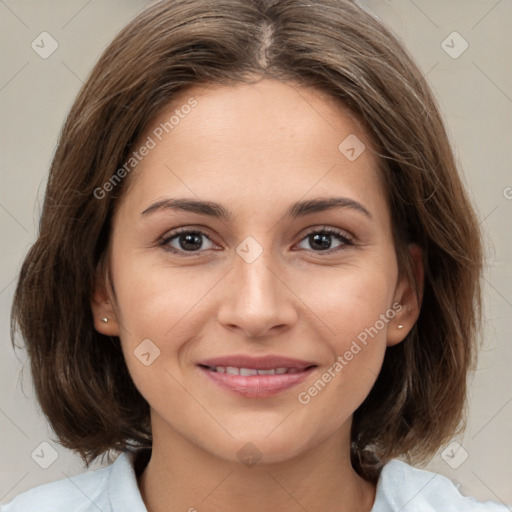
[108,447,150,511]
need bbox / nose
[216,248,298,339]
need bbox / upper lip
[198,355,317,370]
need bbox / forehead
[118,79,387,221]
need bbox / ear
[90,258,121,336]
[387,244,424,347]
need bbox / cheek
[110,254,223,398]
[295,275,394,424]
[295,262,396,393]
[112,252,213,336]
[297,261,397,339]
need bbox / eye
[160,228,217,254]
[159,226,354,256]
[296,227,353,253]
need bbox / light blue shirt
[1,448,510,511]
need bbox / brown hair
[11,0,482,483]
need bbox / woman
[4,0,509,510]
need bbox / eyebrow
[140,196,372,220]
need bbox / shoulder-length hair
[11,0,482,483]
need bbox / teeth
[208,366,301,375]
[240,368,258,376]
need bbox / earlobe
[90,261,121,336]
[387,244,424,347]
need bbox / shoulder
[373,458,511,512]
[0,464,111,512]
[0,449,148,512]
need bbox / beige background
[1,0,511,506]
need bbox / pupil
[180,232,202,250]
[310,233,331,250]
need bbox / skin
[91,78,422,512]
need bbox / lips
[203,366,303,375]
[198,355,316,371]
[197,355,317,398]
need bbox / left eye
[296,228,353,252]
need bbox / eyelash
[159,226,354,256]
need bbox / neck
[137,416,376,512]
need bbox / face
[92,78,419,465]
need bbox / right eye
[160,228,218,255]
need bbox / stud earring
[397,324,404,329]
[101,317,109,323]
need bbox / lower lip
[198,366,316,398]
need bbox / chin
[214,430,314,467]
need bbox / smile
[201,365,307,375]
[198,364,317,398]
